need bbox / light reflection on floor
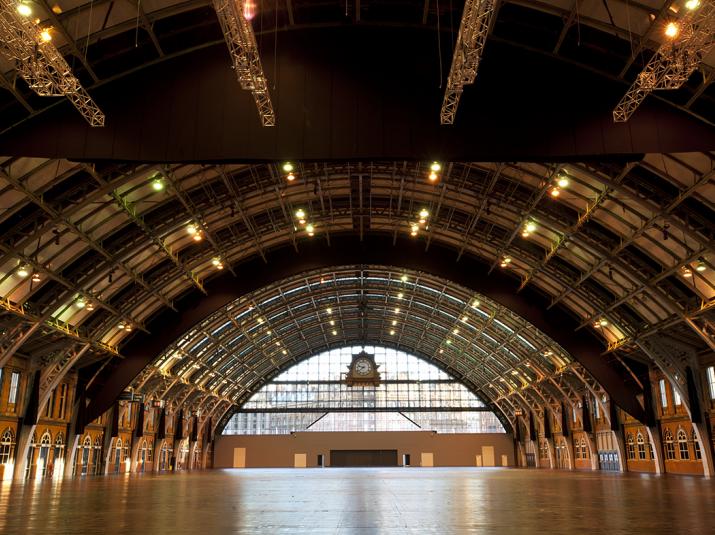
[0,467,713,534]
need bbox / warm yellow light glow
[192,233,203,241]
[243,0,257,20]
[665,22,679,38]
[31,272,41,283]
[526,221,537,233]
[389,329,395,335]
[125,324,133,332]
[394,307,400,313]
[428,171,438,182]
[76,297,86,308]
[17,3,32,16]
[187,224,197,235]
[557,176,569,188]
[152,179,164,191]
[397,292,404,299]
[392,320,397,326]
[282,349,287,355]
[696,259,707,272]
[286,172,296,182]
[40,29,52,42]
[326,307,332,314]
[257,317,264,323]
[282,162,294,172]
[599,318,608,327]
[452,328,459,334]
[305,223,314,234]
[295,209,306,219]
[17,265,29,278]
[400,275,408,282]
[332,330,337,336]
[430,162,441,172]
[212,258,221,266]
[472,299,480,308]
[461,316,468,322]
[550,188,560,197]
[683,267,693,278]
[410,230,417,236]
[419,208,429,219]
[521,231,530,238]
[329,320,335,326]
[446,339,452,345]
[685,0,700,9]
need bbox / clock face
[354,358,373,376]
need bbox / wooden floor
[1,467,714,534]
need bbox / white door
[481,446,495,467]
[233,447,246,468]
[420,452,434,467]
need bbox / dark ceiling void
[85,234,648,424]
[2,26,714,162]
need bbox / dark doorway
[317,454,324,467]
[330,450,398,467]
[403,454,410,466]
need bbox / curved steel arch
[84,240,647,423]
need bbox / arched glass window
[626,433,635,460]
[636,432,646,460]
[92,436,102,475]
[691,430,702,460]
[0,428,15,465]
[677,429,690,460]
[224,346,505,434]
[664,430,676,460]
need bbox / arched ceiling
[1,0,715,144]
[0,155,711,424]
[130,265,608,431]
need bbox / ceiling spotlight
[428,171,438,182]
[394,307,400,313]
[419,208,429,219]
[526,221,537,233]
[329,319,335,326]
[86,301,95,311]
[389,329,395,335]
[306,223,315,236]
[17,264,30,278]
[696,258,707,272]
[664,21,679,38]
[187,224,197,235]
[282,349,287,355]
[598,318,608,327]
[557,176,569,188]
[286,172,296,182]
[430,162,441,172]
[332,330,337,336]
[216,262,224,270]
[192,232,203,242]
[401,275,408,283]
[521,231,530,238]
[282,162,294,172]
[76,297,86,309]
[682,267,693,278]
[295,209,306,222]
[397,292,404,299]
[461,316,468,322]
[125,324,133,332]
[685,0,700,9]
[118,322,125,330]
[471,299,480,308]
[550,187,560,197]
[40,28,52,42]
[392,320,397,326]
[452,328,459,335]
[446,339,452,345]
[31,272,41,283]
[16,2,32,16]
[439,348,444,354]
[410,223,419,234]
[327,307,332,314]
[151,178,164,191]
[212,257,221,266]
[243,0,257,20]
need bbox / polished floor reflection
[1,467,714,534]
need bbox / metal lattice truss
[212,0,275,126]
[613,0,715,122]
[0,0,104,126]
[440,0,496,125]
[134,266,608,425]
[0,156,712,420]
